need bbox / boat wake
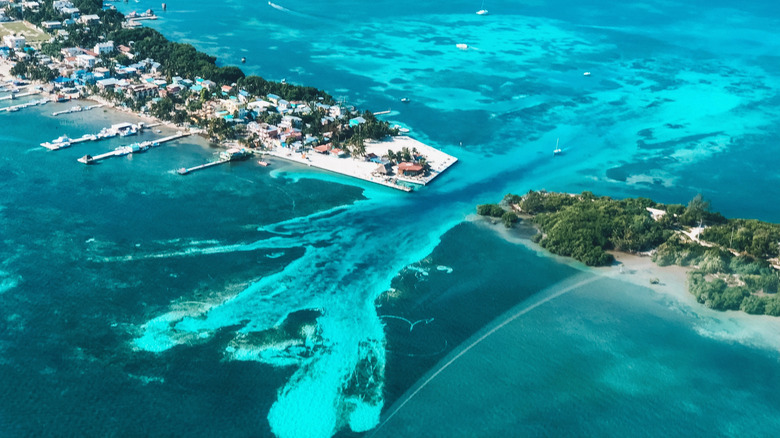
[267,1,319,19]
[372,273,600,435]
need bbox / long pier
[52,104,104,116]
[77,132,191,164]
[0,90,40,101]
[0,97,49,113]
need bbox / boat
[241,57,246,63]
[583,71,591,76]
[177,167,189,175]
[553,138,563,156]
[456,43,469,50]
[118,125,138,137]
[400,97,410,103]
[476,0,488,14]
[258,160,270,167]
[97,127,117,139]
[52,135,72,148]
[70,105,82,112]
[398,127,410,133]
[155,129,162,133]
[114,145,133,156]
[78,154,94,164]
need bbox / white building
[79,14,100,24]
[42,21,62,30]
[3,35,25,50]
[93,41,114,55]
[76,53,96,68]
[21,1,40,10]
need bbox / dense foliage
[512,191,672,266]
[701,219,780,259]
[10,57,56,81]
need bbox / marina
[41,122,146,150]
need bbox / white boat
[258,160,270,167]
[400,97,410,103]
[114,145,133,156]
[476,0,488,14]
[456,43,469,50]
[553,138,563,156]
[118,126,138,137]
[583,71,591,76]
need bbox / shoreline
[262,136,458,192]
[473,215,780,353]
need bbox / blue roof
[54,76,74,83]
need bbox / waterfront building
[127,83,158,100]
[398,162,424,176]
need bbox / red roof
[398,162,423,172]
[313,145,330,153]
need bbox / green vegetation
[701,219,780,259]
[476,203,519,228]
[481,190,780,316]
[511,190,672,266]
[10,56,56,81]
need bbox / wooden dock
[52,104,104,116]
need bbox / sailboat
[476,0,488,15]
[553,138,563,156]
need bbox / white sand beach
[264,135,457,192]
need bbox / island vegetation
[477,190,780,316]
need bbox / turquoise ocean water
[2,0,780,436]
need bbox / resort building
[127,83,158,100]
[398,162,424,176]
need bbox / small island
[478,191,780,316]
[0,0,456,191]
